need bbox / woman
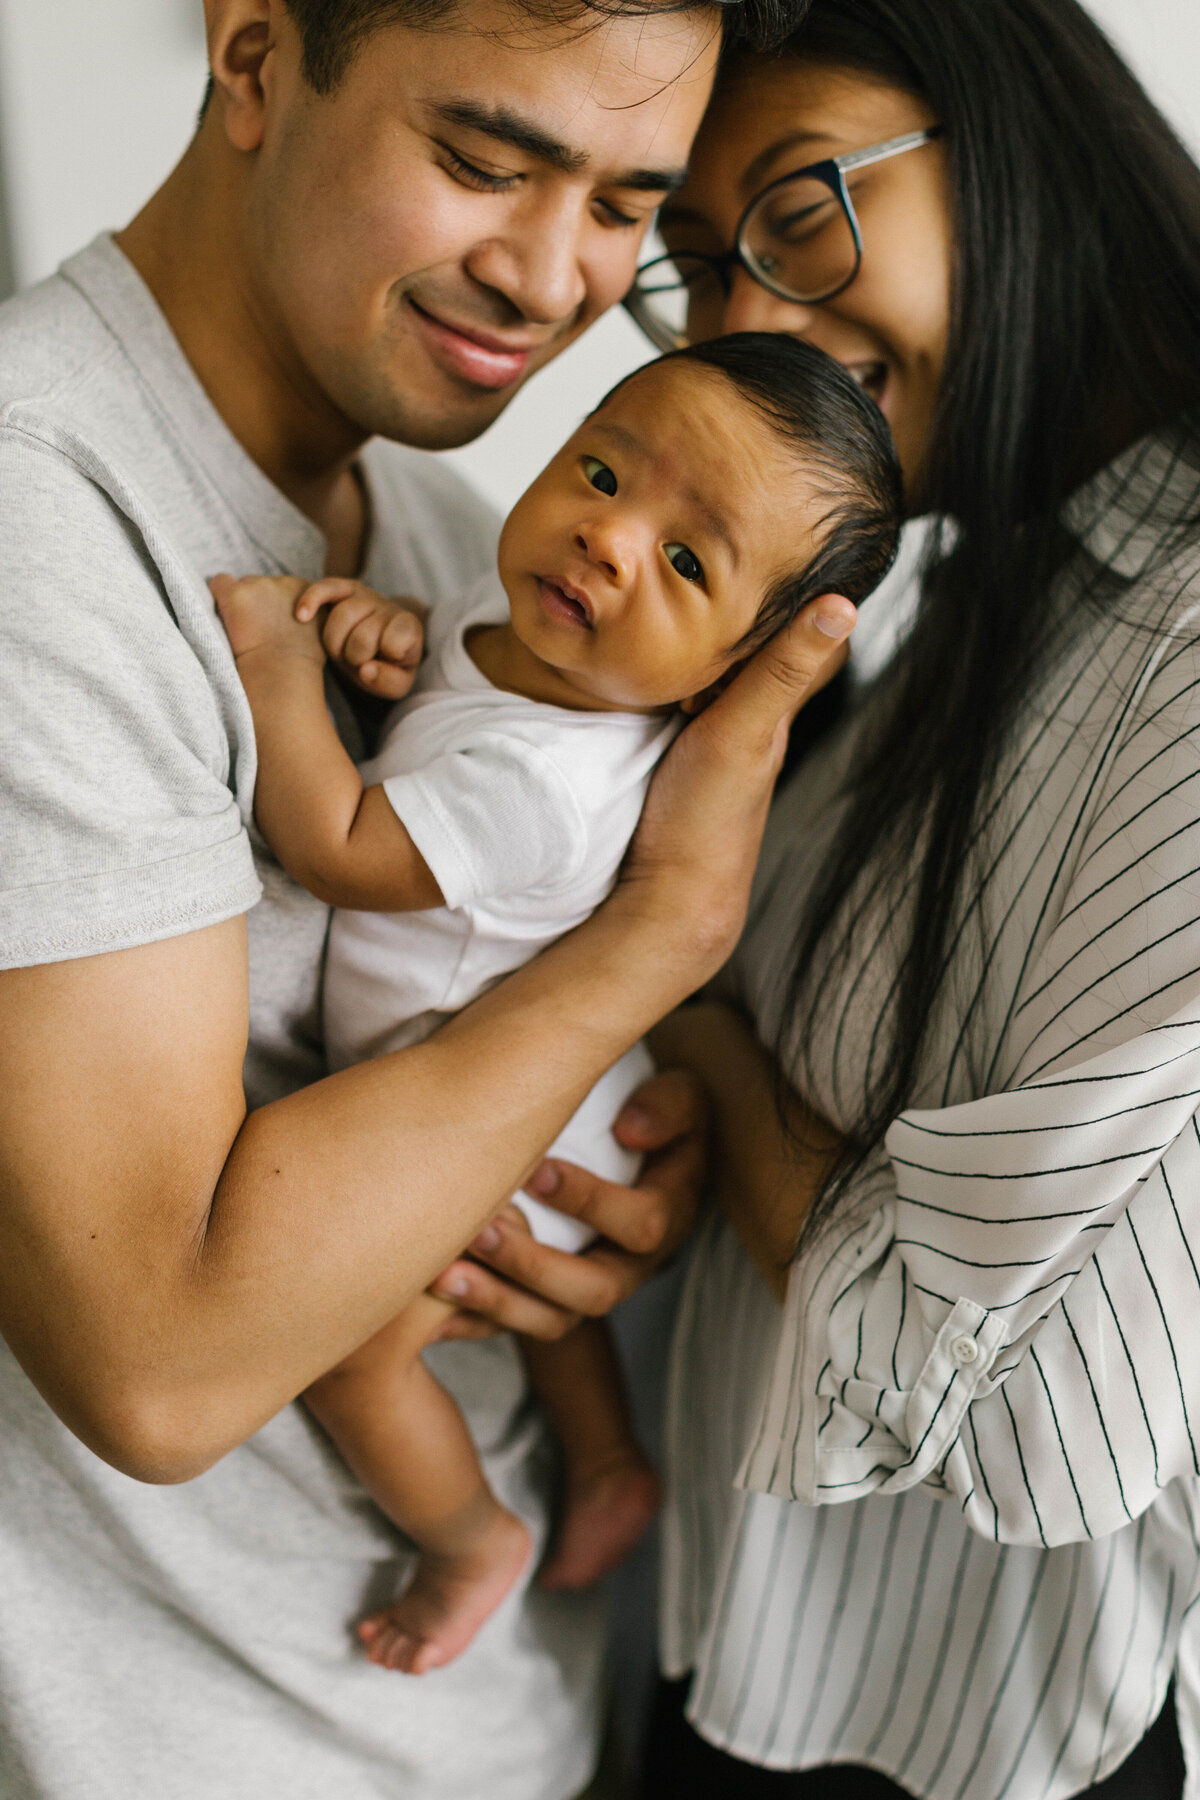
[610,0,1200,1792]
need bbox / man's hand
[431,1069,708,1339]
[296,577,426,701]
[210,573,324,666]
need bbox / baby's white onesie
[324,574,680,1250]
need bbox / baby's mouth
[536,577,595,630]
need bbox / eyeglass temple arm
[833,126,943,176]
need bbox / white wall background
[0,0,1197,513]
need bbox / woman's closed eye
[665,543,705,584]
[584,456,618,496]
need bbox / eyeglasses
[624,127,944,353]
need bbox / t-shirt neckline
[60,235,331,576]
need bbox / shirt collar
[1063,426,1200,578]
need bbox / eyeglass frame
[623,126,945,353]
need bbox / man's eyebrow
[590,420,738,569]
[738,129,831,199]
[432,100,688,192]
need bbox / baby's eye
[583,457,618,497]
[665,543,705,585]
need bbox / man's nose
[466,197,591,328]
[720,266,817,337]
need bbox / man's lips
[535,576,595,630]
[407,299,539,391]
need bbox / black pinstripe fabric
[661,436,1200,1798]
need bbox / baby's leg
[522,1320,660,1591]
[305,1294,531,1675]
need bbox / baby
[213,332,900,1678]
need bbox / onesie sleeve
[381,731,589,908]
[737,612,1200,1549]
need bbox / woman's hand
[430,1069,708,1340]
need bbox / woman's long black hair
[750,0,1200,1236]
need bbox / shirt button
[952,1335,980,1366]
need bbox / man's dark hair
[623,333,901,650]
[282,0,806,93]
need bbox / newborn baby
[213,332,900,1677]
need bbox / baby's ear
[679,660,748,716]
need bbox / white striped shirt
[661,432,1200,1797]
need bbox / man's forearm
[0,902,709,1484]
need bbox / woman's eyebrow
[738,129,830,198]
[431,100,688,192]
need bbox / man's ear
[679,659,747,716]
[204,0,278,154]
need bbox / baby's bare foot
[358,1508,532,1675]
[538,1450,661,1592]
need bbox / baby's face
[497,360,824,710]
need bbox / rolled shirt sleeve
[740,607,1200,1548]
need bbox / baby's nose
[575,519,635,585]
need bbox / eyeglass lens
[740,174,858,304]
[633,254,728,347]
[632,173,859,347]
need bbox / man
[0,1,845,1794]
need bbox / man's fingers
[431,1254,584,1338]
[610,1066,707,1153]
[708,595,856,755]
[433,1307,501,1343]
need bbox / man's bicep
[0,920,250,1451]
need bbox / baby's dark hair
[621,332,902,649]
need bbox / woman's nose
[721,266,816,337]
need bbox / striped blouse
[661,432,1200,1798]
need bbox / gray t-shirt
[0,237,603,1800]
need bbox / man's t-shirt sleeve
[382,732,589,909]
[0,431,261,967]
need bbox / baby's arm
[212,573,444,912]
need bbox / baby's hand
[297,578,426,701]
[210,573,324,666]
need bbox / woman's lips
[408,301,534,391]
[535,577,594,630]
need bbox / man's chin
[343,383,518,453]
